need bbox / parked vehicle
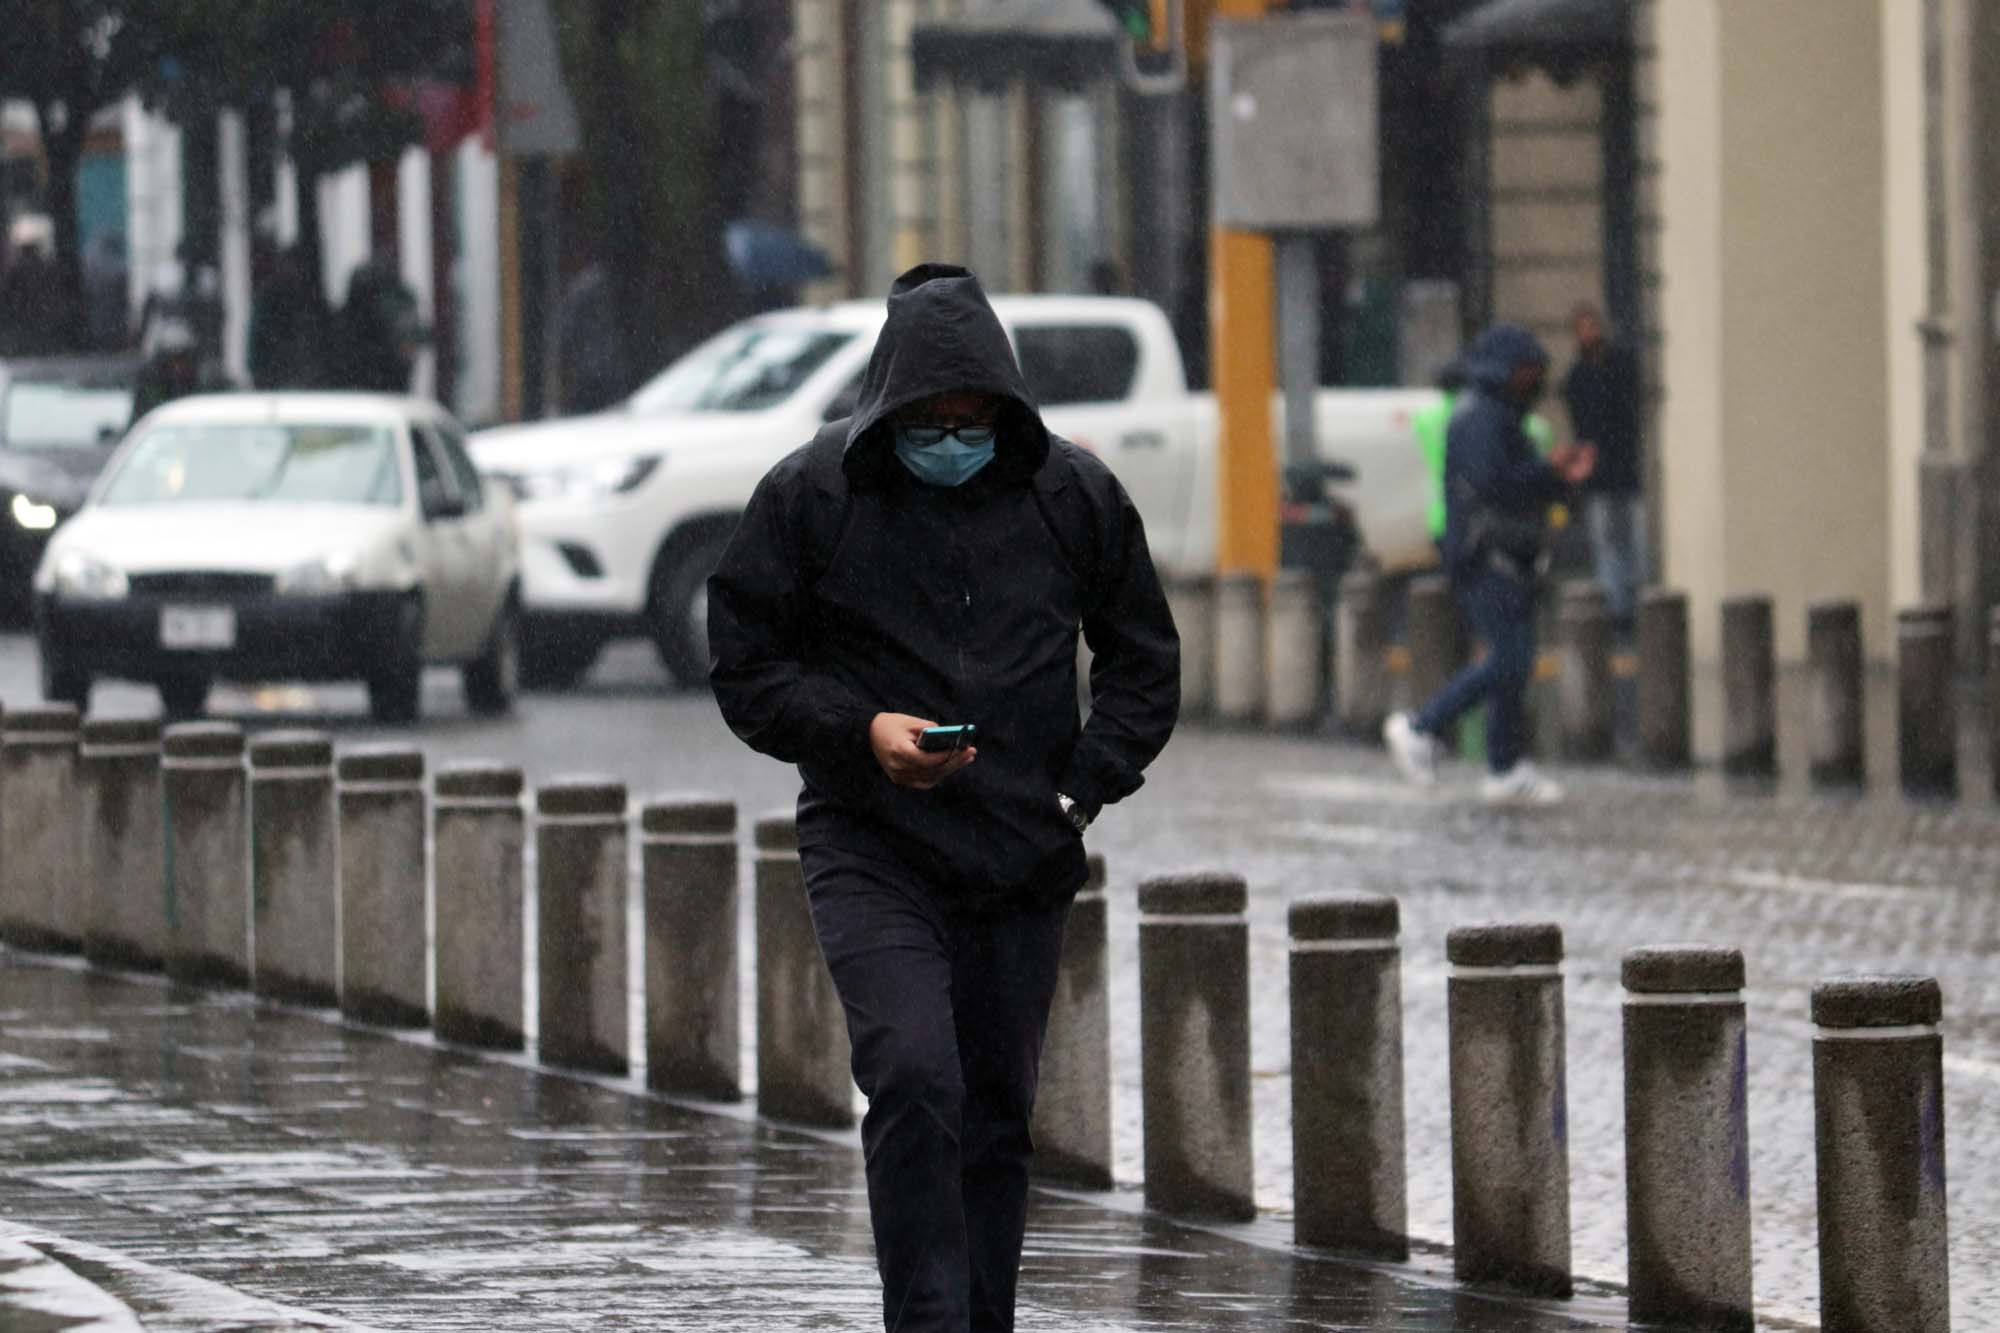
[35,393,520,723]
[470,294,1438,690]
[0,355,141,618]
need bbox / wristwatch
[1057,793,1092,835]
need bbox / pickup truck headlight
[10,494,58,531]
[498,454,662,504]
[275,551,361,597]
[51,550,128,600]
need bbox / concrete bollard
[642,796,740,1101]
[162,722,249,988]
[1138,871,1254,1221]
[433,762,525,1049]
[79,717,166,969]
[1808,601,1867,788]
[754,814,853,1127]
[1447,922,1571,1297]
[0,705,80,951]
[1622,947,1753,1330]
[1264,568,1324,728]
[1991,609,2000,803]
[1290,893,1406,1258]
[1812,976,1949,1333]
[1334,569,1388,735]
[1167,576,1216,717]
[249,731,338,1007]
[1556,582,1613,762]
[1720,596,1777,778]
[1897,606,1957,798]
[1213,572,1265,723]
[1031,852,1113,1189]
[1636,589,1691,769]
[339,747,428,1028]
[1406,574,1463,707]
[536,778,629,1074]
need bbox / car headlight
[275,551,362,597]
[500,454,662,504]
[51,550,128,600]
[10,494,58,532]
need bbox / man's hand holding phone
[869,713,978,790]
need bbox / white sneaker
[1480,763,1565,807]
[1383,712,1440,788]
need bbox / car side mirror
[421,480,465,521]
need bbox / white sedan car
[34,393,520,723]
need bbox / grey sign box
[1210,13,1379,230]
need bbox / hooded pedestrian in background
[1560,303,1645,626]
[1385,322,1594,805]
[708,263,1179,1331]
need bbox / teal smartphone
[918,724,976,754]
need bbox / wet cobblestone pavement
[0,638,1989,1329]
[0,957,1629,1331]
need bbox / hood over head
[843,263,1049,483]
[1458,322,1549,392]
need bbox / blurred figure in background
[0,223,65,357]
[129,318,216,424]
[1385,323,1594,806]
[557,251,624,415]
[333,256,427,393]
[82,228,130,351]
[1560,304,1644,627]
[249,240,325,390]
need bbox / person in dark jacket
[708,262,1179,1331]
[1384,322,1594,806]
[1560,304,1645,624]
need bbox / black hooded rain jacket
[707,264,1180,911]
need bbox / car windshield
[3,379,134,451]
[628,327,852,414]
[98,423,404,507]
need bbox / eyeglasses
[899,421,998,447]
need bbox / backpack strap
[796,420,854,593]
[1031,440,1107,615]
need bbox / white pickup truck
[470,294,1438,689]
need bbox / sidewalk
[0,954,1627,1332]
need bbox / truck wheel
[39,640,90,711]
[462,601,520,717]
[368,596,425,725]
[650,534,730,691]
[519,619,602,692]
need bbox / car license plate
[160,605,236,651]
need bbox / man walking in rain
[709,263,1180,1331]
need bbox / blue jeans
[1587,493,1646,623]
[1414,566,1537,774]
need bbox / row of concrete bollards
[0,711,1950,1332]
[1176,570,1995,800]
[1140,880,1947,1333]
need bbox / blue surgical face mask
[894,425,997,487]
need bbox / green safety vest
[1413,390,1556,541]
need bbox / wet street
[0,630,1994,1328]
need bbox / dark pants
[800,843,1070,1333]
[1414,565,1538,774]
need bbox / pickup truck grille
[127,571,277,599]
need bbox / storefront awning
[909,0,1122,95]
[1443,0,1632,53]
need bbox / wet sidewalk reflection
[0,955,1614,1330]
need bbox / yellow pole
[1205,0,1277,579]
